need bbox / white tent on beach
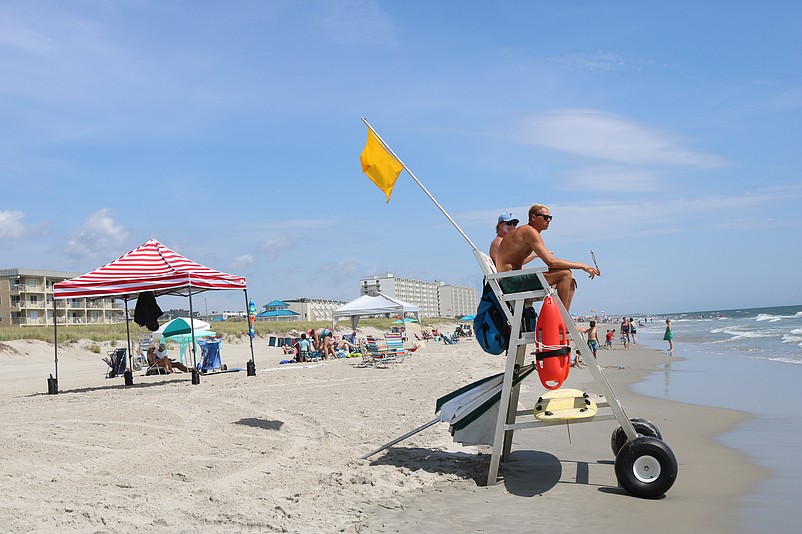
[332,292,420,330]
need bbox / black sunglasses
[504,221,517,226]
[534,213,553,222]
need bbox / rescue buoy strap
[535,346,572,360]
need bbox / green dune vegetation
[0,318,442,345]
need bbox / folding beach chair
[365,335,396,368]
[383,332,408,362]
[104,348,127,378]
[198,338,223,373]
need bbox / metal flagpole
[362,117,478,252]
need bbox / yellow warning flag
[360,128,403,203]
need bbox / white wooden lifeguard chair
[474,250,678,498]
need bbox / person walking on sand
[620,318,631,347]
[489,212,537,267]
[629,317,638,344]
[496,203,599,312]
[664,319,674,355]
[580,320,599,359]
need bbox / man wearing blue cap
[490,212,537,267]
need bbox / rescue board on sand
[533,388,598,421]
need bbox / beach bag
[474,282,510,355]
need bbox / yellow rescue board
[533,388,598,421]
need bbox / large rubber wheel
[615,436,678,498]
[611,418,663,456]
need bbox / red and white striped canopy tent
[53,238,246,300]
[49,239,253,391]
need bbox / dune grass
[0,317,446,344]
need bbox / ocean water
[650,304,802,364]
[633,304,802,532]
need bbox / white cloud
[535,186,802,244]
[261,237,294,260]
[519,109,728,169]
[548,50,655,72]
[0,210,27,239]
[231,254,254,268]
[558,165,666,192]
[64,209,128,263]
[322,260,357,277]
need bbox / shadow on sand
[370,446,620,497]
[235,417,284,431]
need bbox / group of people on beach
[281,329,359,362]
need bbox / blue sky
[2,1,801,316]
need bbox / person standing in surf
[664,319,674,355]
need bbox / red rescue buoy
[535,296,571,390]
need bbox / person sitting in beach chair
[332,335,358,353]
[147,342,192,374]
[441,333,458,345]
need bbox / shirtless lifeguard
[489,212,537,267]
[495,203,599,312]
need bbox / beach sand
[0,327,764,533]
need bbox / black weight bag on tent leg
[474,282,511,355]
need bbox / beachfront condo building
[0,268,125,327]
[283,298,348,322]
[359,273,477,318]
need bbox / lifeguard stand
[474,250,677,498]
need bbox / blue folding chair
[198,338,223,373]
[104,348,127,378]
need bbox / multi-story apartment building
[438,284,478,319]
[283,298,347,322]
[0,268,125,327]
[359,272,477,318]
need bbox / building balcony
[10,317,47,326]
[13,284,46,293]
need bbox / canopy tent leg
[49,299,59,394]
[188,289,201,385]
[123,298,134,386]
[245,289,257,376]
